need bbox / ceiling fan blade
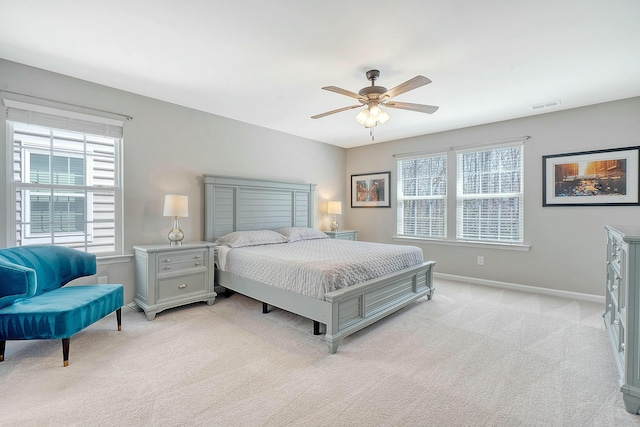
[379,76,432,100]
[322,86,367,101]
[384,101,439,114]
[311,104,362,119]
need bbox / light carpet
[1,279,639,427]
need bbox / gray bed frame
[203,174,436,353]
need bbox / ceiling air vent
[530,100,561,110]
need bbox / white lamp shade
[355,108,369,125]
[327,201,342,215]
[378,108,391,124]
[163,194,189,217]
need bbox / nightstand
[324,230,358,241]
[133,241,216,320]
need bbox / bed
[204,174,436,353]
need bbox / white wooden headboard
[203,175,317,241]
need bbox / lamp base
[168,217,185,246]
[330,216,339,232]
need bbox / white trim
[434,272,605,304]
[393,136,530,158]
[454,136,528,154]
[393,235,531,251]
[3,98,124,127]
[97,253,133,265]
[1,91,131,122]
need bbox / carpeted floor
[2,278,639,426]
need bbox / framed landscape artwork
[542,146,640,206]
[351,171,391,208]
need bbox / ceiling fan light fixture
[355,108,369,125]
[377,108,391,125]
[314,70,436,138]
[364,118,377,128]
[368,103,381,118]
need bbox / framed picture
[542,146,640,206]
[351,171,391,208]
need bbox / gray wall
[0,59,346,303]
[2,58,639,302]
[345,97,640,297]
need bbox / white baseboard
[434,272,605,304]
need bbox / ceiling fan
[311,69,439,140]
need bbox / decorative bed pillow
[275,227,329,242]
[215,230,289,248]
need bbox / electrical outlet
[98,276,108,284]
[477,256,484,266]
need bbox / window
[5,97,124,255]
[396,153,447,238]
[395,140,525,244]
[456,144,524,243]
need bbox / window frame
[5,106,124,256]
[455,142,524,244]
[396,152,448,239]
[394,139,526,247]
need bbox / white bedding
[216,239,424,299]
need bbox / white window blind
[4,98,124,138]
[396,153,447,238]
[5,96,125,255]
[456,143,524,243]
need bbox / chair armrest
[0,260,36,309]
[0,246,97,296]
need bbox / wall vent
[530,100,561,110]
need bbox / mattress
[216,239,424,299]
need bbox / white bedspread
[216,239,424,299]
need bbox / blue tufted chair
[0,245,124,366]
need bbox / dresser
[324,230,358,241]
[133,242,216,320]
[604,225,640,414]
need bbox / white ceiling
[1,1,639,148]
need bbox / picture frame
[542,146,640,206]
[351,171,391,208]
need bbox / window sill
[97,253,134,265]
[392,236,531,251]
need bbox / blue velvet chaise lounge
[0,245,124,366]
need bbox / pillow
[275,227,329,243]
[215,230,289,248]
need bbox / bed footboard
[215,260,435,354]
[323,261,435,353]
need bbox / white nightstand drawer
[133,242,216,320]
[158,250,207,274]
[158,271,207,301]
[325,230,358,241]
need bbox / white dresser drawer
[604,225,640,414]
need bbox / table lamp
[328,201,342,232]
[163,194,188,246]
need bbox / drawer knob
[622,343,625,351]
[614,319,620,325]
[179,284,187,289]
[165,266,171,270]
[615,275,621,281]
[165,258,171,262]
[613,284,619,290]
[195,262,201,266]
[608,303,612,309]
[195,255,201,260]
